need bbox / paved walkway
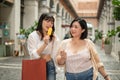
[0,45,120,80]
[96,46,120,80]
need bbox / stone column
[103,5,108,34]
[65,14,70,34]
[106,0,110,27]
[50,6,57,35]
[24,0,38,29]
[109,1,114,29]
[39,0,49,17]
[56,13,62,41]
[11,0,21,51]
[61,15,67,40]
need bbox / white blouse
[60,38,92,73]
[65,48,92,73]
[27,31,60,59]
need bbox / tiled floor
[0,45,120,80]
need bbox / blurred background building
[0,0,120,61]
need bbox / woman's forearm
[99,67,107,77]
[98,67,111,80]
[37,43,48,56]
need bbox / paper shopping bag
[22,59,46,80]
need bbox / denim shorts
[46,59,56,80]
[65,67,98,80]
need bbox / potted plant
[20,21,38,38]
[104,29,117,44]
[103,31,114,54]
[104,26,120,54]
[16,21,38,56]
[94,30,103,45]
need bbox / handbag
[22,59,46,80]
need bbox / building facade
[0,0,76,56]
[98,0,120,61]
[0,0,120,62]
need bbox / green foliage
[104,26,120,44]
[20,21,38,38]
[107,29,116,37]
[112,0,120,20]
[112,0,120,7]
[95,30,103,40]
[113,7,120,20]
[116,25,120,32]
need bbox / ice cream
[47,27,52,36]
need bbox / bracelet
[104,75,108,79]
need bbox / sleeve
[27,34,40,59]
[87,39,104,68]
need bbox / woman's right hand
[60,50,67,61]
[43,35,50,45]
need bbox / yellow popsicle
[47,27,52,36]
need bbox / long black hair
[36,13,55,41]
[70,17,88,39]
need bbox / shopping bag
[22,59,46,80]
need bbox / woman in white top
[27,13,59,80]
[56,17,111,80]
